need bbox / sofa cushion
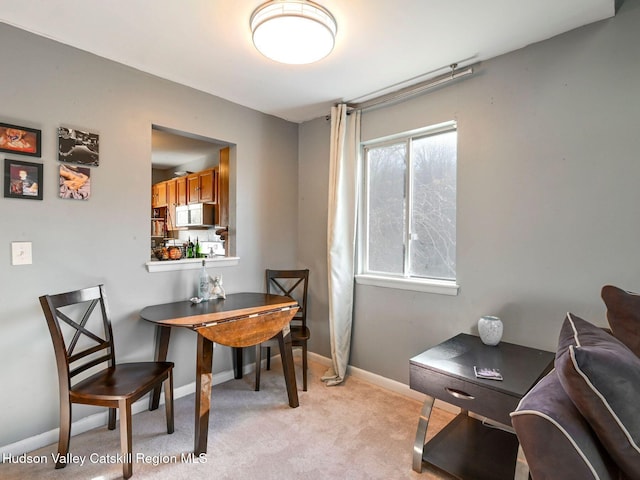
[601,285,640,357]
[555,313,640,478]
[511,370,620,480]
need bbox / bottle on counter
[195,238,202,258]
[198,260,211,301]
[186,237,194,258]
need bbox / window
[357,121,458,295]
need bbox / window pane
[409,131,457,280]
[367,143,406,274]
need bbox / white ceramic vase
[478,315,503,346]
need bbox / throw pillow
[555,313,640,479]
[601,285,640,358]
[511,370,620,480]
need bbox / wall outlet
[11,242,32,265]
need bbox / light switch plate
[11,242,32,265]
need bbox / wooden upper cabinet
[152,176,189,231]
[176,176,187,206]
[166,178,177,229]
[217,147,229,228]
[198,168,217,203]
[152,181,167,208]
[187,168,217,204]
[186,173,200,204]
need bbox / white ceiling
[151,128,225,170]
[0,1,614,124]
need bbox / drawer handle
[445,387,475,400]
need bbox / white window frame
[356,121,459,295]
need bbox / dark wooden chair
[39,285,174,479]
[255,269,310,391]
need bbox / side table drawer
[410,365,518,426]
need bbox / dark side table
[410,333,554,480]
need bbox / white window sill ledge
[146,256,240,273]
[355,274,459,296]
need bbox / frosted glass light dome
[250,0,337,65]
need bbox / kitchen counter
[145,256,240,273]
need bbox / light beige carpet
[1,360,455,479]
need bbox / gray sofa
[511,285,640,480]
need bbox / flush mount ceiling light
[250,0,337,65]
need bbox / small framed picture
[59,164,91,200]
[58,127,99,166]
[0,122,42,157]
[4,159,43,200]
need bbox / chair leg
[164,372,174,434]
[255,344,262,391]
[56,397,72,469]
[266,346,271,370]
[108,407,116,430]
[119,399,133,479]
[302,342,308,392]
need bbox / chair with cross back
[255,269,310,391]
[39,284,174,479]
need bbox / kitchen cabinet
[199,168,217,203]
[217,147,229,228]
[152,165,220,238]
[187,168,217,204]
[166,178,177,229]
[186,173,199,204]
[176,176,187,206]
[153,176,188,231]
[152,181,167,208]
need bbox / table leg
[149,325,172,411]
[277,328,299,408]
[194,335,214,455]
[412,395,435,473]
[233,347,243,379]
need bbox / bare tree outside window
[367,143,406,274]
[410,131,456,280]
[361,125,457,282]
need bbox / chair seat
[70,362,173,404]
[263,325,310,347]
[290,325,310,343]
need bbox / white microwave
[175,203,215,227]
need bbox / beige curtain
[322,104,361,386]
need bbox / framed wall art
[4,158,43,200]
[58,127,100,166]
[0,122,42,157]
[59,164,91,200]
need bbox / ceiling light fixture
[250,0,337,65]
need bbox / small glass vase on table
[478,315,503,346]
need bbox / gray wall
[298,117,332,357]
[0,24,298,447]
[298,0,640,382]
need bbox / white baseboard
[1,352,457,458]
[307,352,459,415]
[0,363,250,459]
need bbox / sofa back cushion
[601,285,640,357]
[555,313,640,479]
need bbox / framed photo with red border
[0,122,42,157]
